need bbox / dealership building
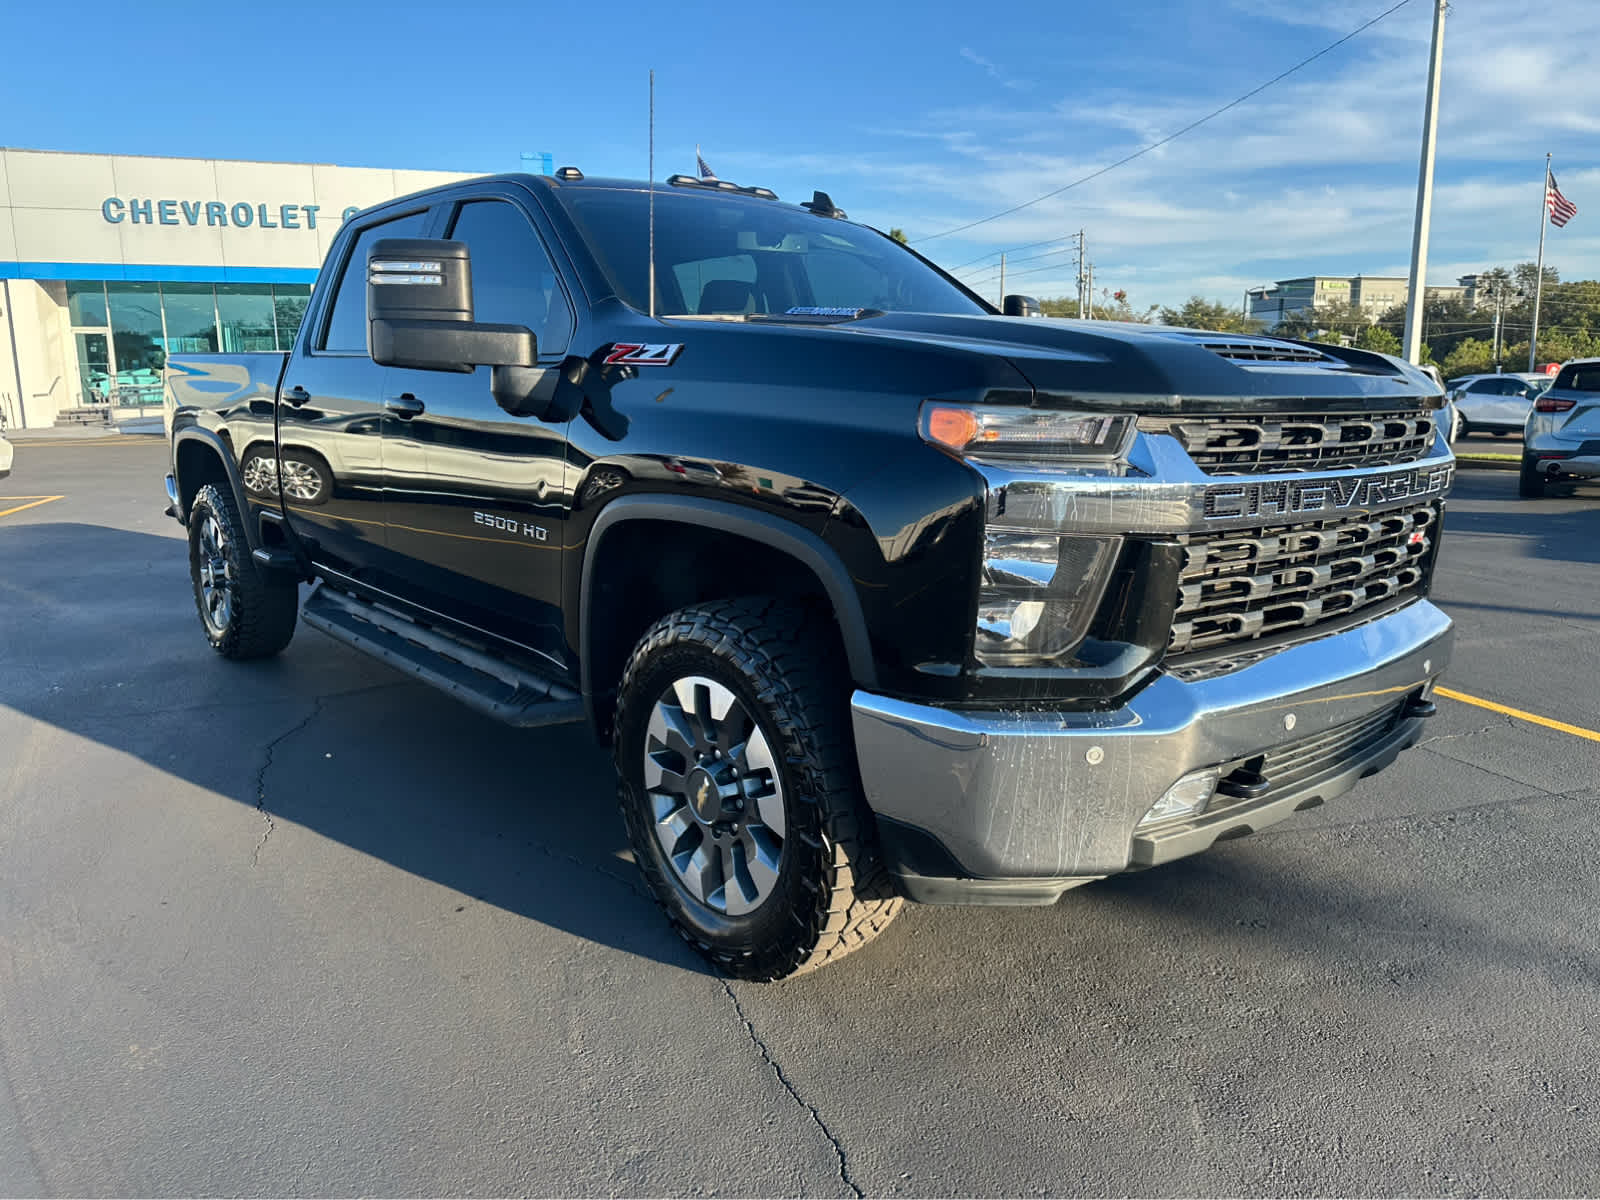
[0,148,479,430]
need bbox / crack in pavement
[251,696,326,866]
[1415,714,1514,749]
[720,981,863,1198]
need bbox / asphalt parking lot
[3,437,1598,1197]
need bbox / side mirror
[1002,294,1042,318]
[367,238,537,376]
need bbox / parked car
[163,170,1455,979]
[1521,358,1600,497]
[0,427,11,479]
[1447,372,1552,439]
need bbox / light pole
[1402,0,1448,365]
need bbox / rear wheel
[614,597,902,980]
[1519,454,1548,499]
[188,483,298,658]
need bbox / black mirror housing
[367,238,473,323]
[366,237,538,376]
[1002,294,1042,318]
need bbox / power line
[942,233,1083,275]
[912,0,1417,245]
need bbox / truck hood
[836,312,1441,412]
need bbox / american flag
[696,146,716,180]
[1548,173,1578,227]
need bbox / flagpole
[1529,152,1551,372]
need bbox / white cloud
[724,0,1600,308]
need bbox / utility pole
[1085,262,1095,320]
[999,253,1006,307]
[1076,229,1086,318]
[1529,153,1552,372]
[1490,280,1505,368]
[1402,0,1447,365]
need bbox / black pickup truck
[165,169,1455,979]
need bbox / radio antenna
[648,68,656,320]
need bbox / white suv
[1448,372,1552,439]
[1521,359,1600,496]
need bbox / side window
[319,210,430,352]
[446,200,573,357]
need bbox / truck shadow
[0,521,710,976]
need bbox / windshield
[554,187,987,319]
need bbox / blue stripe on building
[0,261,320,284]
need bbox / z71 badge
[603,342,684,367]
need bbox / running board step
[300,583,584,728]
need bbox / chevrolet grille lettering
[1203,465,1452,521]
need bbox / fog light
[1138,768,1221,827]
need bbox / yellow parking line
[0,495,64,519]
[1436,686,1600,745]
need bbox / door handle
[283,385,312,407]
[384,393,425,419]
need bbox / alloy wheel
[196,512,234,634]
[643,675,785,916]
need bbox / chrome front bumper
[852,598,1452,905]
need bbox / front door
[73,332,112,406]
[380,195,578,663]
[273,206,432,584]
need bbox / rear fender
[171,427,256,546]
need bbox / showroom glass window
[217,285,276,352]
[162,283,220,355]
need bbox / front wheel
[188,483,298,658]
[1519,454,1548,499]
[614,598,902,980]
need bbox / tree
[1440,337,1494,379]
[1512,261,1559,297]
[1275,300,1368,342]
[1039,296,1157,322]
[888,228,908,244]
[1354,324,1401,356]
[1157,296,1259,333]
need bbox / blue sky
[6,0,1597,309]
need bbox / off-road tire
[614,597,903,980]
[187,483,298,659]
[1518,454,1548,499]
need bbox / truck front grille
[1168,503,1436,656]
[1140,409,1436,475]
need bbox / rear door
[379,192,579,662]
[276,204,435,583]
[1478,377,1532,429]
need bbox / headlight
[920,403,1131,464]
[975,531,1122,667]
